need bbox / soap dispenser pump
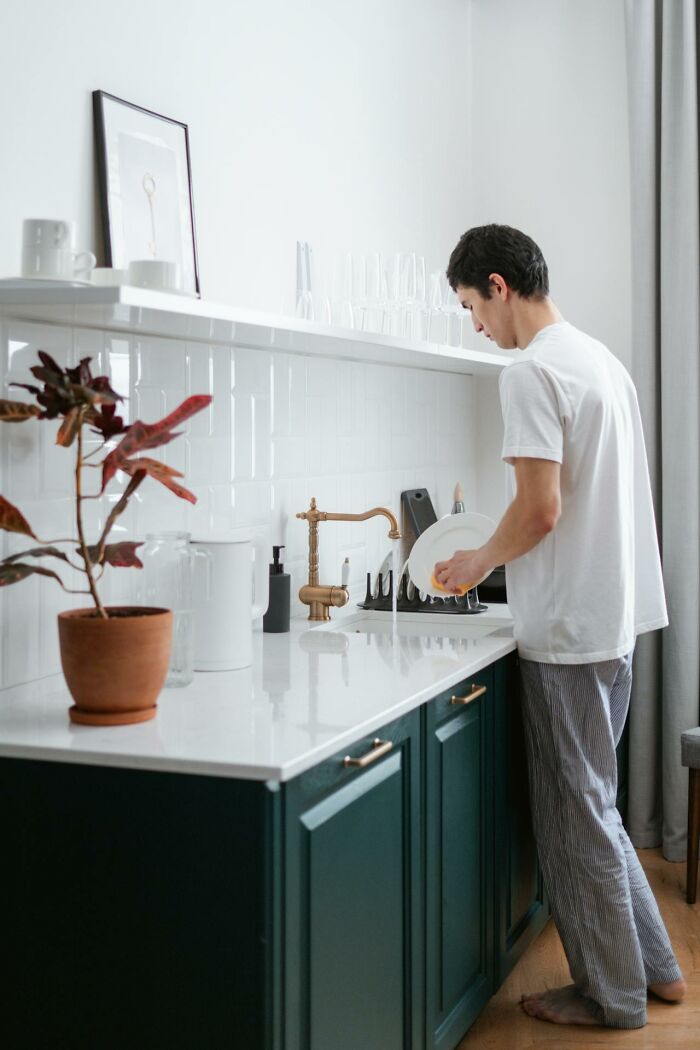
[263,545,291,633]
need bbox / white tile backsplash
[0,320,503,687]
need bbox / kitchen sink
[312,611,512,641]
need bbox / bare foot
[648,977,686,1002]
[520,984,599,1025]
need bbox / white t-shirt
[498,320,667,664]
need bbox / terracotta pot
[58,606,173,726]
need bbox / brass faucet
[296,497,401,621]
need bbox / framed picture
[93,90,201,296]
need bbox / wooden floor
[457,849,700,1049]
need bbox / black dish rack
[358,570,488,615]
[361,488,507,615]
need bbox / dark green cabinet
[424,666,495,1050]
[0,650,563,1050]
[284,710,423,1050]
[493,653,548,985]
[0,759,283,1050]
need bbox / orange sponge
[431,572,472,596]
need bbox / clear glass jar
[140,531,195,688]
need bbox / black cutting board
[401,488,438,539]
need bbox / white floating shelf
[0,283,517,376]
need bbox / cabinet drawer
[430,665,494,726]
[292,709,418,809]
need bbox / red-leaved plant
[0,351,212,618]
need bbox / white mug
[91,267,129,287]
[191,529,269,671]
[128,259,181,292]
[21,219,95,280]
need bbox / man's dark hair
[446,224,549,300]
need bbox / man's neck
[513,298,563,350]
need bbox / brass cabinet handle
[343,738,393,767]
[450,683,487,705]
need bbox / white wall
[0,320,490,687]
[0,0,502,690]
[0,0,472,312]
[0,0,636,688]
[469,0,632,369]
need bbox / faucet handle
[341,557,350,587]
[296,496,321,523]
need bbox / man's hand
[434,549,488,594]
[432,459,561,595]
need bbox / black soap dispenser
[263,545,291,633]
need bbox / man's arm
[434,458,561,592]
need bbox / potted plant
[0,351,211,725]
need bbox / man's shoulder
[526,324,630,381]
[498,356,565,411]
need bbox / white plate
[408,512,496,597]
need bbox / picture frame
[92,90,201,297]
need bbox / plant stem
[94,472,145,566]
[82,444,107,462]
[76,418,108,618]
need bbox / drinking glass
[140,531,195,687]
[363,252,385,334]
[351,253,367,330]
[330,253,355,328]
[386,252,407,337]
[295,240,315,320]
[443,280,463,347]
[406,254,427,340]
[427,270,447,344]
[402,253,416,338]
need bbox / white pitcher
[191,529,269,671]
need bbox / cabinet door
[284,709,422,1050]
[425,666,494,1050]
[0,759,281,1050]
[493,653,548,986]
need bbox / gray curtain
[625,0,700,861]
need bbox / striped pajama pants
[519,649,681,1028]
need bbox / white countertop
[0,607,515,783]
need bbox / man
[434,224,685,1029]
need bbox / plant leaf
[0,495,38,538]
[35,392,66,418]
[150,394,213,433]
[2,546,70,565]
[55,406,83,447]
[0,562,64,587]
[100,422,180,489]
[30,364,69,388]
[37,350,64,375]
[121,457,197,503]
[9,382,41,396]
[88,402,129,440]
[69,383,118,406]
[89,375,124,402]
[101,395,212,490]
[65,357,93,386]
[122,456,185,480]
[0,399,41,422]
[84,541,144,568]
